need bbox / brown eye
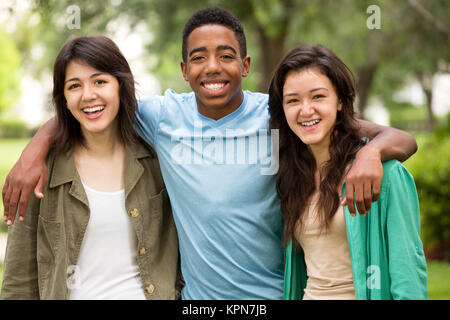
[67,83,80,90]
[191,56,204,62]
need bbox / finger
[34,174,46,199]
[345,183,356,217]
[3,179,12,222]
[372,179,381,202]
[18,186,32,222]
[7,188,21,226]
[2,175,9,209]
[354,181,366,216]
[341,198,347,207]
[363,181,372,214]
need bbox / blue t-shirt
[136,89,284,299]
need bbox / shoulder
[381,159,413,184]
[138,89,190,112]
[127,138,157,160]
[245,90,269,107]
[128,139,165,190]
[379,159,417,199]
[243,90,270,121]
[158,89,196,107]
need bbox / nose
[204,56,221,74]
[298,101,315,118]
[82,84,97,101]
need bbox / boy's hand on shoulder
[2,153,47,226]
[341,144,383,217]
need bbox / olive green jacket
[1,142,182,300]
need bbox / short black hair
[182,7,247,62]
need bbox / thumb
[341,198,347,207]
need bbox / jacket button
[145,284,155,294]
[139,247,147,256]
[129,208,139,218]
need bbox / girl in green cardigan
[268,44,427,300]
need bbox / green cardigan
[284,160,428,300]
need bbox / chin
[298,134,323,146]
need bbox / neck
[78,125,123,158]
[196,90,244,120]
[309,141,331,169]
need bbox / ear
[180,61,189,82]
[241,56,251,78]
[337,100,343,111]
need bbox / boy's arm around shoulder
[382,160,428,300]
[2,118,56,226]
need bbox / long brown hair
[268,44,365,245]
[52,36,138,154]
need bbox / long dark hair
[52,36,138,153]
[268,44,364,245]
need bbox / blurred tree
[11,0,448,126]
[401,0,450,131]
[362,0,450,130]
[0,28,21,115]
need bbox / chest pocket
[37,215,61,269]
[141,188,170,251]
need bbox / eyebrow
[188,45,237,57]
[283,87,328,98]
[65,72,107,84]
[217,45,237,54]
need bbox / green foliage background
[0,29,21,115]
[0,0,448,299]
[404,116,450,258]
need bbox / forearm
[2,118,55,225]
[23,117,57,161]
[357,119,417,162]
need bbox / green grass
[0,138,30,232]
[427,261,450,300]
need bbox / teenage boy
[2,7,417,299]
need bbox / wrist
[360,143,382,160]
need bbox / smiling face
[181,24,251,120]
[282,68,342,153]
[64,59,120,137]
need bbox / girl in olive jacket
[1,36,182,300]
[268,44,427,300]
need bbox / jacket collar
[48,141,153,201]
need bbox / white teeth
[301,119,320,126]
[204,83,225,90]
[82,106,105,113]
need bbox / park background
[0,0,448,299]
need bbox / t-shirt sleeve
[385,161,428,300]
[135,97,164,148]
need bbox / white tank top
[68,183,146,300]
